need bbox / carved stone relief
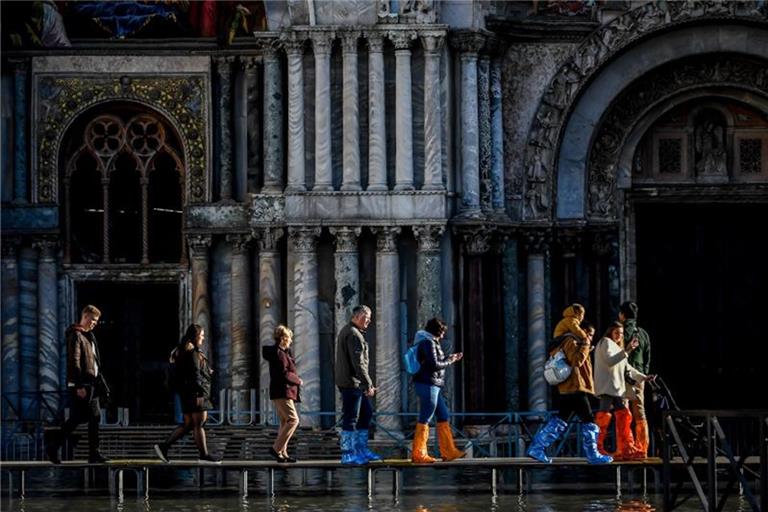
[521,1,768,221]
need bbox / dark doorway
[635,203,768,410]
[76,282,179,423]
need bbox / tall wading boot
[635,419,650,458]
[614,408,644,461]
[355,430,383,462]
[581,423,613,464]
[340,430,366,465]
[436,421,466,461]
[594,411,613,456]
[526,416,568,464]
[411,423,437,463]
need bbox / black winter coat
[176,346,213,408]
[412,330,452,388]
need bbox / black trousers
[557,392,595,424]
[60,387,101,454]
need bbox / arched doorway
[60,104,186,422]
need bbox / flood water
[0,466,756,511]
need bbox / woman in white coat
[593,321,651,460]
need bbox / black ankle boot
[268,447,287,463]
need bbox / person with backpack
[153,324,222,463]
[410,317,465,463]
[527,322,613,464]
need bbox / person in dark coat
[262,324,302,463]
[46,305,110,464]
[410,317,465,463]
[154,324,221,463]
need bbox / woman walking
[593,321,651,460]
[526,322,613,464]
[154,324,221,463]
[410,318,465,463]
[262,324,302,463]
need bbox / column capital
[280,34,306,55]
[310,31,336,55]
[413,225,445,253]
[389,30,417,51]
[330,226,361,253]
[256,227,284,252]
[555,230,583,257]
[523,230,552,255]
[450,30,487,55]
[9,58,30,72]
[188,234,212,258]
[1,238,20,259]
[458,227,494,256]
[365,31,386,52]
[341,31,361,53]
[288,226,322,252]
[226,233,252,254]
[262,43,281,60]
[243,56,261,70]
[372,226,401,253]
[421,32,445,54]
[591,231,616,258]
[215,55,236,68]
[33,237,58,261]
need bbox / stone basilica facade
[2,1,767,432]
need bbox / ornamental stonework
[587,56,768,220]
[35,74,209,204]
[522,1,768,221]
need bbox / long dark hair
[180,323,204,349]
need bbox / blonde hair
[274,325,293,346]
[81,305,102,318]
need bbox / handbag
[544,349,572,385]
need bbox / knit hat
[619,301,638,319]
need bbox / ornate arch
[521,1,768,221]
[35,74,209,204]
[587,55,768,220]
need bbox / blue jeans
[339,387,373,431]
[415,382,449,424]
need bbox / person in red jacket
[262,324,302,463]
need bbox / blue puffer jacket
[412,330,452,388]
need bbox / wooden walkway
[0,456,697,500]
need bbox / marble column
[366,33,387,191]
[1,241,20,419]
[13,60,28,203]
[422,33,444,190]
[413,225,445,328]
[330,227,361,336]
[289,227,322,426]
[341,32,362,191]
[19,246,38,420]
[490,58,506,215]
[452,33,485,217]
[558,233,580,306]
[36,239,59,421]
[228,234,252,391]
[460,229,492,412]
[478,55,492,214]
[263,46,284,193]
[188,235,212,337]
[526,233,549,413]
[502,238,521,410]
[312,32,335,191]
[283,36,306,193]
[391,31,416,191]
[101,177,110,263]
[216,56,235,202]
[244,57,261,194]
[258,228,284,423]
[373,227,401,431]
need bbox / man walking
[46,305,110,463]
[335,305,382,464]
[619,301,652,457]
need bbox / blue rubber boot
[355,430,383,462]
[340,430,366,464]
[526,416,567,463]
[582,423,613,464]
